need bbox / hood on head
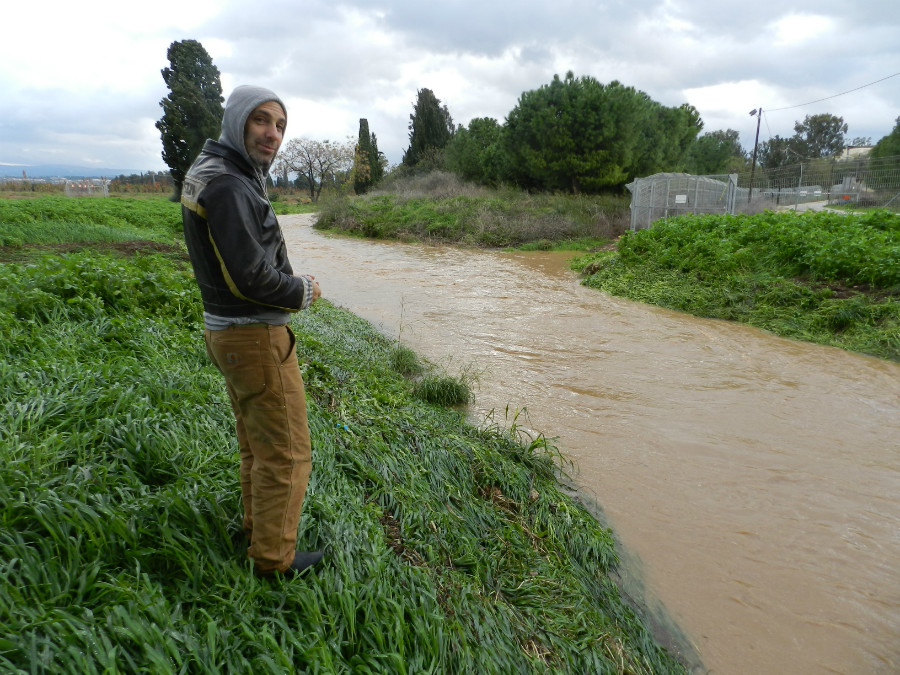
[219,85,287,170]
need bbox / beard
[247,147,275,173]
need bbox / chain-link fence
[627,154,900,230]
[626,173,744,230]
[740,155,900,211]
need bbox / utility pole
[748,108,762,203]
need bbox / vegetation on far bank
[572,209,900,361]
[316,171,630,249]
[0,196,687,672]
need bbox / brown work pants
[204,324,312,574]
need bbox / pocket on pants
[279,326,298,366]
[208,333,267,399]
[273,326,303,397]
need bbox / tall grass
[316,172,630,248]
[0,196,686,673]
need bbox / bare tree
[276,137,354,202]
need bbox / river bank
[0,219,685,672]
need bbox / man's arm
[203,176,308,310]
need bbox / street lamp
[748,108,762,203]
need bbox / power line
[767,71,900,112]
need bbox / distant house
[836,145,874,161]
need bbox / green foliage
[869,116,900,186]
[156,40,224,197]
[759,113,849,168]
[632,103,703,179]
[444,117,506,186]
[872,116,900,158]
[402,89,456,168]
[758,134,797,170]
[353,119,384,195]
[502,72,702,193]
[0,242,684,673]
[792,113,848,159]
[315,174,630,248]
[574,209,900,360]
[683,129,747,175]
[388,344,424,377]
[412,375,472,406]
[0,195,183,246]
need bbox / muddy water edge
[282,214,900,674]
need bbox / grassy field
[571,209,900,361]
[0,195,685,673]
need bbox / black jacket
[181,139,308,318]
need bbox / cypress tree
[354,119,374,194]
[353,120,385,194]
[368,132,384,185]
[156,40,224,200]
[402,88,455,167]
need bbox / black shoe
[281,551,324,577]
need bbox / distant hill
[0,164,150,179]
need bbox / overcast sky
[2,0,898,173]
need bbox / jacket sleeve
[201,175,307,311]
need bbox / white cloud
[770,14,836,47]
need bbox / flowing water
[282,214,900,674]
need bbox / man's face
[243,101,286,169]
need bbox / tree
[502,72,701,193]
[871,116,900,159]
[156,40,224,199]
[353,119,384,194]
[758,135,800,169]
[684,129,747,175]
[277,137,354,202]
[445,117,506,185]
[632,102,703,177]
[402,89,455,167]
[791,113,848,159]
[868,116,900,189]
[369,133,385,185]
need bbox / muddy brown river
[282,214,900,674]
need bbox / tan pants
[204,324,312,574]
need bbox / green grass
[572,209,900,360]
[0,195,182,246]
[0,196,685,674]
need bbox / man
[181,85,323,577]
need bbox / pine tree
[156,40,224,199]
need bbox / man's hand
[297,274,322,303]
